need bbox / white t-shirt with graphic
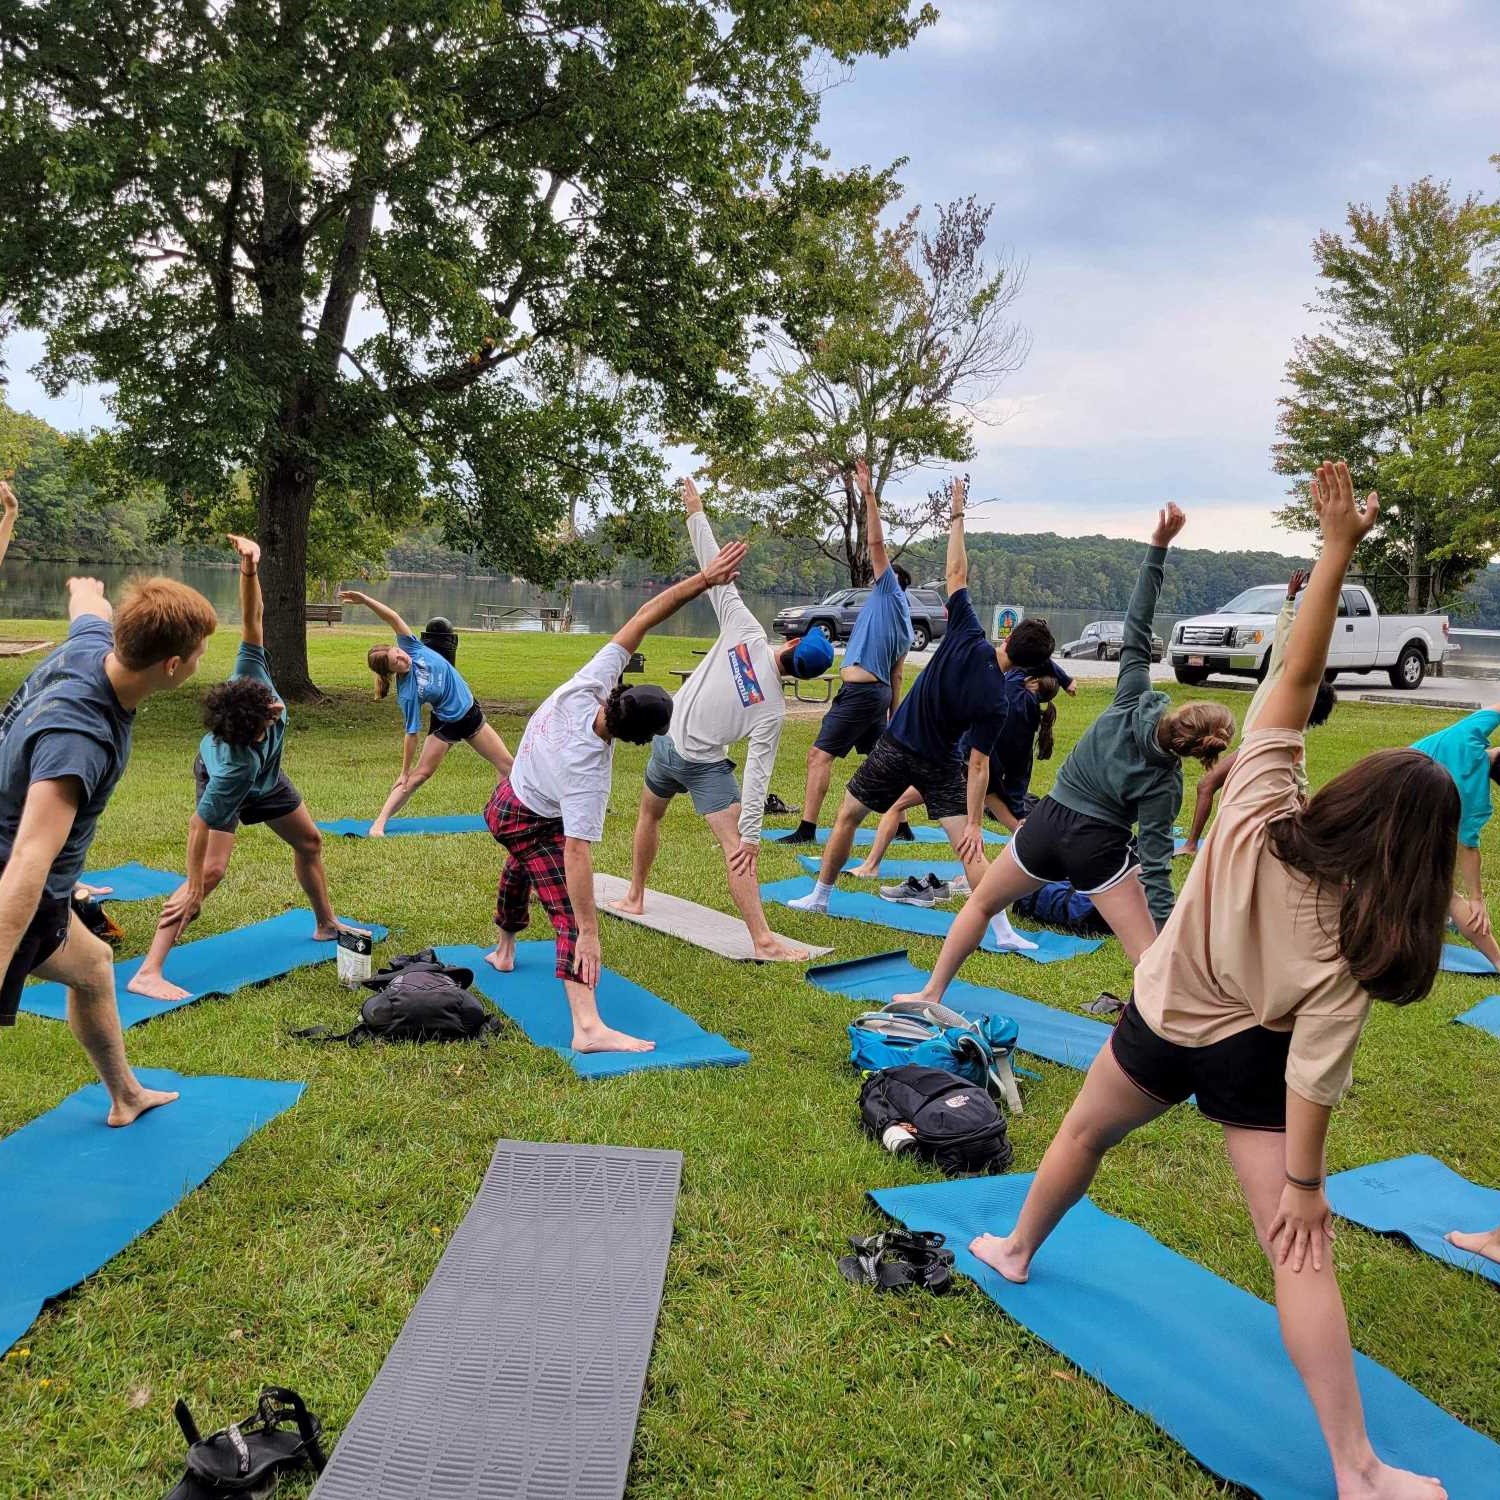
[508,643,628,841]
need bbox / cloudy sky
[6,0,1499,552]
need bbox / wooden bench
[305,603,343,626]
[783,672,835,704]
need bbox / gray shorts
[643,734,740,816]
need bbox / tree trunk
[258,456,319,700]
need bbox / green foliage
[0,0,934,691]
[699,186,1029,584]
[1274,175,1500,611]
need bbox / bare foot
[107,1084,180,1128]
[890,989,939,1007]
[1336,1459,1447,1499]
[970,1232,1031,1284]
[126,971,194,1003]
[572,1022,656,1054]
[486,932,517,973]
[368,825,387,839]
[847,862,880,879]
[753,937,809,962]
[313,921,369,941]
[1445,1227,1500,1264]
[608,893,647,917]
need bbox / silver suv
[772,587,950,652]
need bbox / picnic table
[474,605,567,631]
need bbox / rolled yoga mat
[871,1173,1500,1499]
[1327,1155,1500,1288]
[807,948,1111,1072]
[77,862,181,901]
[761,878,1102,965]
[317,814,489,838]
[440,942,749,1079]
[312,1139,682,1500]
[1,1069,303,1356]
[19,910,388,1028]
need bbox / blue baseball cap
[789,626,835,680]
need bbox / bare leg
[1089,868,1162,967]
[971,1044,1170,1280]
[707,804,807,960]
[36,915,179,1126]
[893,844,1043,1002]
[849,786,923,877]
[487,927,517,973]
[789,791,873,911]
[612,787,672,914]
[1224,1128,1448,1500]
[800,745,835,829]
[562,976,654,1054]
[370,734,452,834]
[1446,1225,1500,1263]
[127,830,235,1002]
[267,805,348,937]
[465,719,514,779]
[1449,892,1500,971]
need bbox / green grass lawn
[1,619,1497,1499]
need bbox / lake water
[5,560,1495,665]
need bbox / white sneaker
[988,911,1038,952]
[788,888,830,912]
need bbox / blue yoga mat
[761,879,1101,964]
[871,1174,1500,1499]
[20,910,388,1028]
[1441,943,1497,975]
[768,824,1004,847]
[1328,1155,1500,1289]
[1455,994,1500,1038]
[317,815,489,838]
[813,856,970,881]
[1,1068,303,1356]
[78,863,182,902]
[438,942,749,1080]
[807,949,1110,1071]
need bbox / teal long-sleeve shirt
[1412,709,1500,849]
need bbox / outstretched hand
[337,590,366,606]
[853,457,874,496]
[1310,461,1378,552]
[1286,568,1308,599]
[679,476,704,512]
[0,478,17,517]
[1151,502,1186,548]
[949,473,968,519]
[227,533,261,568]
[702,539,747,589]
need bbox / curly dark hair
[203,677,279,748]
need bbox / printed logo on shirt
[726,642,765,707]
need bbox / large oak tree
[0,0,931,694]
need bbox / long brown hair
[1269,748,1458,1004]
[367,644,396,700]
[1030,674,1061,760]
[1159,701,1234,767]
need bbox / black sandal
[164,1387,327,1498]
[838,1230,955,1295]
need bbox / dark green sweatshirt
[1049,543,1179,925]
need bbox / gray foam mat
[313,1140,683,1500]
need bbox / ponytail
[367,645,393,700]
[1028,673,1061,761]
[1159,701,1236,768]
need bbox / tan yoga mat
[594,873,831,962]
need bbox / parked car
[1169,584,1448,689]
[1061,619,1165,662]
[772,586,950,652]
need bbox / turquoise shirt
[396,633,474,734]
[196,644,286,831]
[1412,709,1500,849]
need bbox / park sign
[992,605,1024,642]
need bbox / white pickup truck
[1170,583,1449,690]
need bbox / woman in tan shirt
[973,462,1461,1500]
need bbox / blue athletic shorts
[643,735,741,816]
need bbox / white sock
[788,879,834,911]
[989,909,1037,951]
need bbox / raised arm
[338,589,413,639]
[855,459,892,579]
[945,476,968,594]
[228,534,263,647]
[1243,571,1305,735]
[681,478,761,642]
[0,479,17,570]
[67,576,112,624]
[611,540,748,657]
[1257,463,1378,733]
[1115,505,1183,706]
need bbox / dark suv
[772,587,949,652]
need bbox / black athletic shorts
[1110,1001,1293,1131]
[0,865,71,1026]
[813,679,892,759]
[1009,795,1140,895]
[193,756,304,832]
[431,699,485,743]
[848,733,968,820]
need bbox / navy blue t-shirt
[887,589,1004,762]
[0,616,135,896]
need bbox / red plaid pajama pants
[485,779,578,980]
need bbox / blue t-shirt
[395,634,474,735]
[843,567,913,685]
[196,644,288,831]
[887,589,1005,763]
[0,616,135,897]
[1412,708,1500,850]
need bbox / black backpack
[294,951,501,1045]
[859,1065,1014,1177]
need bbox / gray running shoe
[924,873,953,901]
[879,876,936,907]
